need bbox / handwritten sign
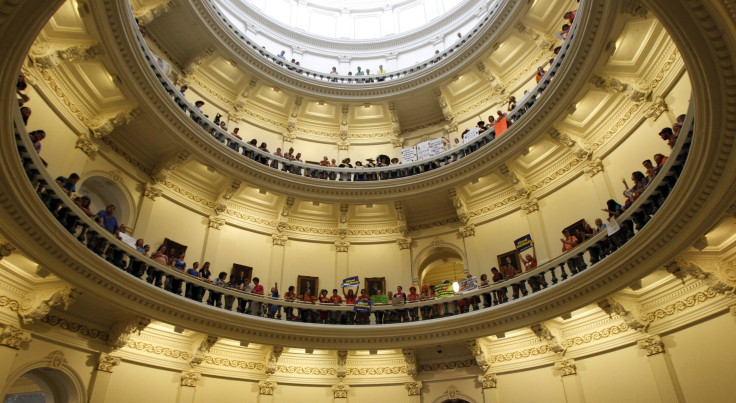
[400,146,417,164]
[434,283,455,299]
[460,277,478,293]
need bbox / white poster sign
[400,146,417,164]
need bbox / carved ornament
[97,352,121,373]
[405,381,422,396]
[18,285,81,324]
[0,324,32,349]
[637,335,665,356]
[554,359,577,376]
[181,371,200,387]
[477,373,498,389]
[259,380,277,395]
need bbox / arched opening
[3,367,81,403]
[418,247,465,289]
[78,175,132,227]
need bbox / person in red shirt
[407,286,419,321]
[521,245,545,292]
[299,289,316,322]
[342,287,356,324]
[284,286,297,321]
[251,277,264,317]
[318,289,330,324]
[356,288,371,325]
[329,289,343,324]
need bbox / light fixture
[240,341,250,347]
[364,103,370,108]
[366,203,373,208]
[259,189,267,195]
[312,201,320,206]
[471,178,479,184]
[318,100,325,105]
[272,87,280,93]
[173,326,184,334]
[452,281,460,293]
[305,348,314,354]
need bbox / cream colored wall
[105,361,180,403]
[193,375,259,403]
[474,210,535,270]
[348,243,408,290]
[216,224,274,280]
[282,241,337,292]
[143,197,208,263]
[350,384,408,403]
[23,86,85,178]
[664,313,736,402]
[577,345,660,403]
[273,383,335,402]
[497,365,566,403]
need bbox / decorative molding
[405,381,422,396]
[190,335,218,368]
[597,297,649,332]
[100,138,153,175]
[0,243,15,261]
[345,366,406,375]
[144,184,162,200]
[203,356,265,370]
[90,108,139,139]
[127,340,192,360]
[554,359,577,377]
[335,241,350,252]
[332,383,349,398]
[458,224,475,238]
[0,295,20,311]
[520,198,539,214]
[109,316,150,350]
[97,352,121,373]
[637,335,665,356]
[181,371,201,387]
[41,315,109,341]
[208,215,225,230]
[531,323,566,356]
[258,380,277,395]
[466,340,490,372]
[622,0,648,18]
[75,135,98,156]
[643,95,669,120]
[477,373,498,389]
[336,350,348,379]
[272,234,288,246]
[563,323,630,348]
[265,345,284,375]
[584,157,605,177]
[151,151,191,183]
[18,285,82,324]
[44,350,65,369]
[276,365,335,375]
[0,324,32,349]
[397,238,411,250]
[488,346,549,364]
[418,359,475,372]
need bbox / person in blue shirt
[96,205,119,235]
[185,262,200,300]
[168,253,186,295]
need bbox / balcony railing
[133,1,580,181]
[12,96,695,325]
[205,0,503,84]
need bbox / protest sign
[607,218,620,236]
[459,277,478,293]
[371,294,388,304]
[434,283,455,299]
[341,276,360,287]
[494,117,508,136]
[514,234,534,253]
[354,300,372,312]
[400,146,417,164]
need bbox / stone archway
[78,174,135,228]
[4,365,84,403]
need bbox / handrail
[12,93,695,324]
[134,3,581,181]
[206,0,503,84]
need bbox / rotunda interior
[1,0,736,402]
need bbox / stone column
[89,352,121,403]
[586,159,614,208]
[178,371,200,403]
[637,335,684,403]
[133,185,162,239]
[335,241,350,283]
[271,234,288,290]
[477,373,498,403]
[554,359,586,403]
[397,239,413,285]
[0,324,32,395]
[405,381,422,403]
[201,216,224,267]
[522,199,551,262]
[258,380,277,403]
[332,383,349,402]
[459,224,479,276]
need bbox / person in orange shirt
[329,289,343,324]
[561,230,578,253]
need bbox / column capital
[397,238,411,250]
[47,350,67,368]
[332,383,350,398]
[405,381,422,396]
[584,157,605,177]
[477,373,497,389]
[335,241,350,252]
[637,334,665,356]
[0,324,31,349]
[554,359,577,377]
[144,184,163,200]
[181,371,201,387]
[272,234,288,246]
[458,224,475,238]
[97,352,121,373]
[258,380,277,395]
[18,285,82,324]
[521,198,539,214]
[208,215,225,230]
